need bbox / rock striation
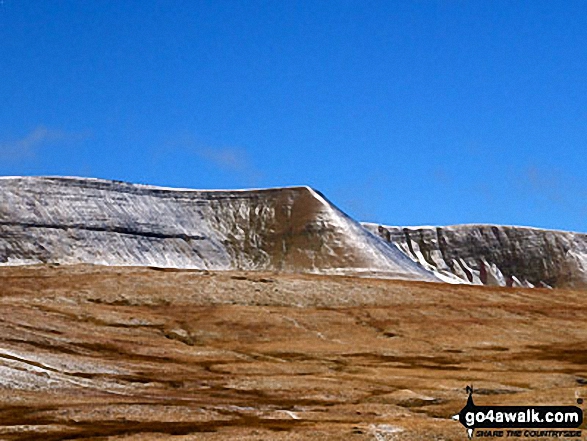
[362,223,587,289]
[0,176,436,281]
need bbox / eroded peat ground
[0,266,585,440]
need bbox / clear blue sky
[1,1,586,232]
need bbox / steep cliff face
[362,223,587,289]
[0,177,435,281]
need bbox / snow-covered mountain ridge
[2,176,585,289]
[0,176,435,281]
[362,223,587,289]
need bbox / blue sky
[1,1,586,232]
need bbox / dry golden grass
[0,265,585,440]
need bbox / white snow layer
[362,222,587,289]
[0,176,437,281]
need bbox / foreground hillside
[0,265,585,440]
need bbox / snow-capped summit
[0,176,437,281]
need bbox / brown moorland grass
[0,265,585,440]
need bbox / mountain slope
[363,223,587,289]
[0,177,435,281]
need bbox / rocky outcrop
[0,177,436,281]
[362,223,587,289]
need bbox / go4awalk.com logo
[452,386,583,439]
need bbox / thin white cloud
[523,165,587,217]
[197,145,262,185]
[161,134,262,185]
[0,126,85,161]
[198,146,250,172]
